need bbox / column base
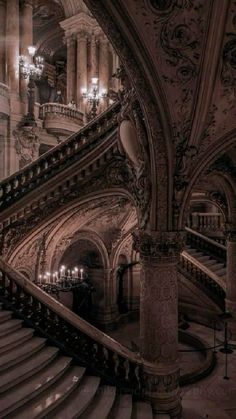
[142,363,182,418]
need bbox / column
[98,36,109,112]
[0,115,8,180]
[6,0,20,93]
[66,35,76,104]
[225,231,236,339]
[0,0,6,83]
[90,33,98,79]
[133,231,182,417]
[112,50,120,91]
[77,31,87,111]
[20,0,33,101]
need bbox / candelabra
[82,77,107,120]
[19,46,44,125]
[36,265,85,293]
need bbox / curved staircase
[0,303,153,419]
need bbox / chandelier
[82,77,108,120]
[36,266,85,293]
[19,46,44,80]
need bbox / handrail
[185,227,226,251]
[0,101,120,211]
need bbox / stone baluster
[20,0,33,103]
[0,0,6,83]
[133,230,183,417]
[6,0,20,93]
[66,35,76,104]
[77,30,88,112]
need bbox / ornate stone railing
[179,252,225,310]
[39,103,83,122]
[188,212,224,232]
[0,257,143,394]
[0,102,120,212]
[185,227,226,263]
[0,82,10,116]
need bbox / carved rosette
[132,230,185,263]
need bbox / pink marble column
[66,35,76,103]
[90,33,98,79]
[76,31,88,111]
[0,0,6,83]
[225,231,236,338]
[20,0,33,101]
[6,0,20,93]
[98,36,109,112]
[133,231,182,418]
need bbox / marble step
[80,385,116,419]
[0,356,72,417]
[0,310,12,324]
[109,394,133,419]
[9,365,86,419]
[0,318,23,337]
[0,327,34,355]
[50,375,101,419]
[0,336,46,372]
[132,402,153,419]
[0,346,59,393]
[0,337,46,372]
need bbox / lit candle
[74,267,78,279]
[38,274,42,285]
[80,268,84,280]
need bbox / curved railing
[179,252,225,310]
[185,227,226,263]
[39,103,84,124]
[0,101,120,212]
[0,257,143,394]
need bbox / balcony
[0,82,10,117]
[39,103,84,136]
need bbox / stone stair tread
[0,327,33,354]
[0,346,59,393]
[0,336,46,371]
[0,318,23,336]
[9,365,86,419]
[109,394,133,419]
[79,385,116,419]
[0,310,12,323]
[132,402,153,419]
[50,375,101,419]
[0,356,72,416]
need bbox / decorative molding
[13,125,39,167]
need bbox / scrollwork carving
[13,125,39,168]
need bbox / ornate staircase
[0,303,153,419]
[0,259,156,419]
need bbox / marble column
[112,50,120,91]
[20,0,33,102]
[99,36,109,112]
[6,0,20,93]
[225,231,236,339]
[76,31,87,111]
[0,0,6,83]
[90,33,98,79]
[0,115,8,180]
[66,35,76,104]
[133,231,182,418]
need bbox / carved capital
[132,230,185,261]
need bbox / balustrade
[189,212,224,232]
[0,102,120,211]
[179,253,225,309]
[39,103,84,124]
[185,227,226,263]
[0,257,142,394]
